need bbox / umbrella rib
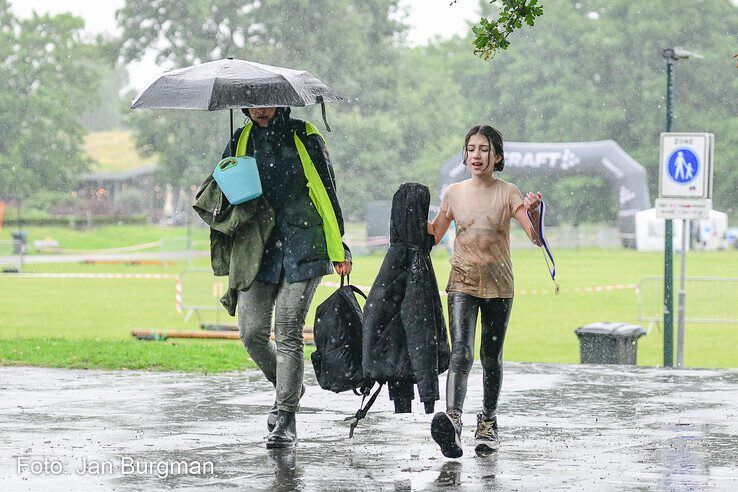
[206,63,228,111]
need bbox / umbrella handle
[317,96,331,132]
[229,109,235,156]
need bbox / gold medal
[554,282,560,295]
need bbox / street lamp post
[659,47,702,368]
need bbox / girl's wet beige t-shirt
[441,178,524,298]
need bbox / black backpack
[311,276,367,393]
[311,276,385,437]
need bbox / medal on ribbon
[528,200,559,295]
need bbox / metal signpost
[656,132,714,367]
[659,46,702,367]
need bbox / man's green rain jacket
[193,176,275,315]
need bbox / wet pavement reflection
[1,362,737,490]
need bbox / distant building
[75,163,166,215]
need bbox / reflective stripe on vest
[235,121,345,263]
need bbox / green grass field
[1,238,737,372]
[83,129,154,173]
[0,225,209,254]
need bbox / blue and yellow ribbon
[528,200,559,295]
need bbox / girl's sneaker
[431,411,463,458]
[474,414,498,455]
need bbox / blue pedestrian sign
[666,148,699,184]
[659,132,713,199]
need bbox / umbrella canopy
[131,58,343,111]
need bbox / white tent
[635,208,729,252]
[694,210,729,250]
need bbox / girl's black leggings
[446,292,513,418]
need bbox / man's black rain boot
[267,401,279,433]
[431,410,463,458]
[267,385,305,433]
[266,410,297,449]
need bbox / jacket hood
[389,182,433,249]
[363,181,450,411]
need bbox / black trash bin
[574,322,646,365]
[11,231,28,255]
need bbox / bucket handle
[218,157,238,171]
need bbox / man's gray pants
[237,276,321,413]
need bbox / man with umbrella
[133,59,352,448]
[226,104,352,448]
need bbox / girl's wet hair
[463,125,505,172]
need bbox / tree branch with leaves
[0,1,101,200]
[460,0,544,60]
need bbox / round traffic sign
[666,148,699,184]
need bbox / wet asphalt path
[1,362,737,490]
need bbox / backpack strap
[350,285,367,300]
[341,274,367,300]
[344,382,384,438]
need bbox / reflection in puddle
[435,461,462,487]
[267,448,301,490]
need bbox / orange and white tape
[175,277,183,313]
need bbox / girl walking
[428,124,542,457]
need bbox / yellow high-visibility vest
[235,121,345,262]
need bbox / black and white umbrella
[131,58,343,153]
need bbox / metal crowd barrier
[636,276,738,325]
[176,267,228,322]
[160,236,194,264]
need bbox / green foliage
[451,0,738,217]
[21,190,76,215]
[80,63,129,132]
[0,2,102,200]
[117,0,412,215]
[111,1,391,210]
[469,0,544,60]
[513,175,616,226]
[114,0,737,221]
[126,110,227,189]
[116,189,148,214]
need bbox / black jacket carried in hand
[362,182,450,414]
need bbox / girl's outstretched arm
[428,211,452,246]
[514,192,543,246]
